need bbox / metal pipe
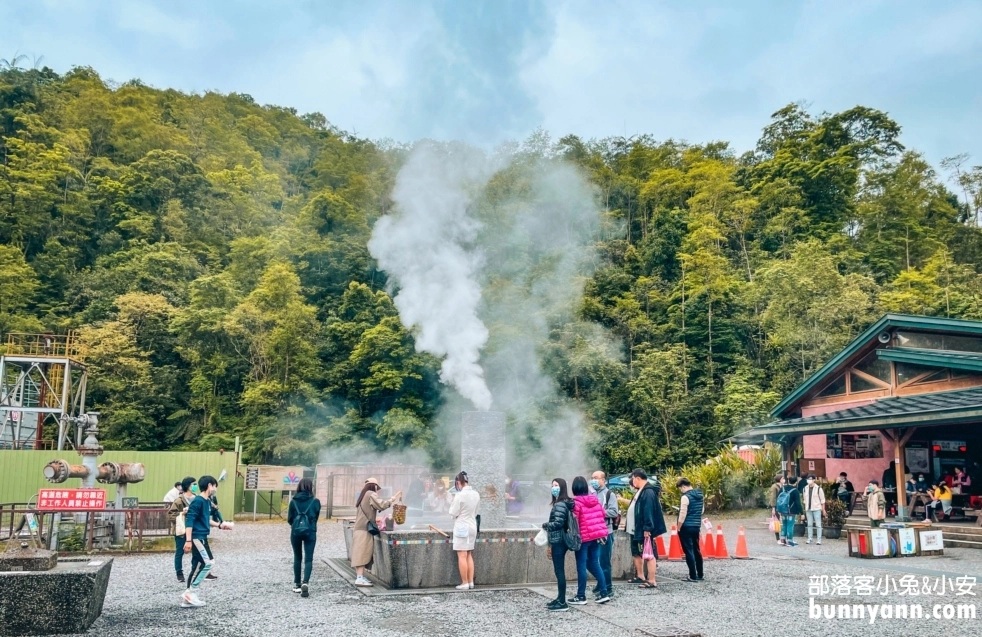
[97,462,145,485]
[42,459,89,483]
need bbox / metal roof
[771,314,982,418]
[740,385,982,443]
[876,347,982,373]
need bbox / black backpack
[564,501,582,551]
[291,499,315,536]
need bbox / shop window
[826,433,883,459]
[817,374,846,397]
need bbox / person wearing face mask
[835,473,855,515]
[541,478,573,612]
[591,471,618,598]
[865,480,886,527]
[803,474,826,545]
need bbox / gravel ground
[57,516,982,637]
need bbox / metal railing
[4,332,84,360]
[0,502,171,552]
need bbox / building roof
[876,347,982,373]
[737,386,982,443]
[770,314,982,419]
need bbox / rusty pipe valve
[96,462,146,484]
[43,460,89,483]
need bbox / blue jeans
[575,539,608,599]
[781,515,796,543]
[597,531,613,592]
[550,543,568,600]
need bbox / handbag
[367,519,380,536]
[534,528,548,546]
[770,515,781,534]
[641,536,655,560]
[175,511,186,537]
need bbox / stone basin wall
[343,523,638,589]
[0,558,113,636]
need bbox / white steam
[370,138,612,477]
[368,142,496,410]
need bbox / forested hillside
[2,64,981,469]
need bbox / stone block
[0,558,112,636]
[0,545,57,572]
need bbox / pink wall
[803,434,895,487]
[800,398,894,487]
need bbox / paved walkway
[58,516,982,637]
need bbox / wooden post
[882,428,917,521]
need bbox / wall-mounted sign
[243,465,304,491]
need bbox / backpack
[604,489,622,531]
[564,501,582,551]
[291,499,315,536]
[776,488,792,515]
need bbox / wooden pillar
[881,427,917,520]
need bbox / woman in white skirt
[448,470,480,590]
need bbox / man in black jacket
[628,468,666,589]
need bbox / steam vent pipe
[460,411,506,528]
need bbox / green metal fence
[0,450,240,519]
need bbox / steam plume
[368,142,495,410]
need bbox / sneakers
[301,583,309,598]
[180,589,206,607]
[177,572,185,584]
[547,600,569,612]
[595,593,611,604]
[455,583,470,590]
[354,576,373,587]
[205,573,218,580]
[293,586,302,594]
[787,541,798,547]
[806,539,812,544]
[816,541,822,546]
[469,583,475,589]
[567,595,588,605]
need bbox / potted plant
[823,499,847,539]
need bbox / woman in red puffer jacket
[569,476,611,605]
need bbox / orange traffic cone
[714,525,730,559]
[667,525,684,561]
[733,525,751,559]
[655,533,668,559]
[701,526,716,559]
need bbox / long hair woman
[287,477,321,597]
[448,470,480,590]
[350,478,402,587]
[541,478,572,612]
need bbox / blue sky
[3,1,980,167]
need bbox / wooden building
[739,314,982,519]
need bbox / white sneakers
[180,589,206,607]
[354,576,373,587]
[454,582,475,590]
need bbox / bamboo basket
[393,499,407,525]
